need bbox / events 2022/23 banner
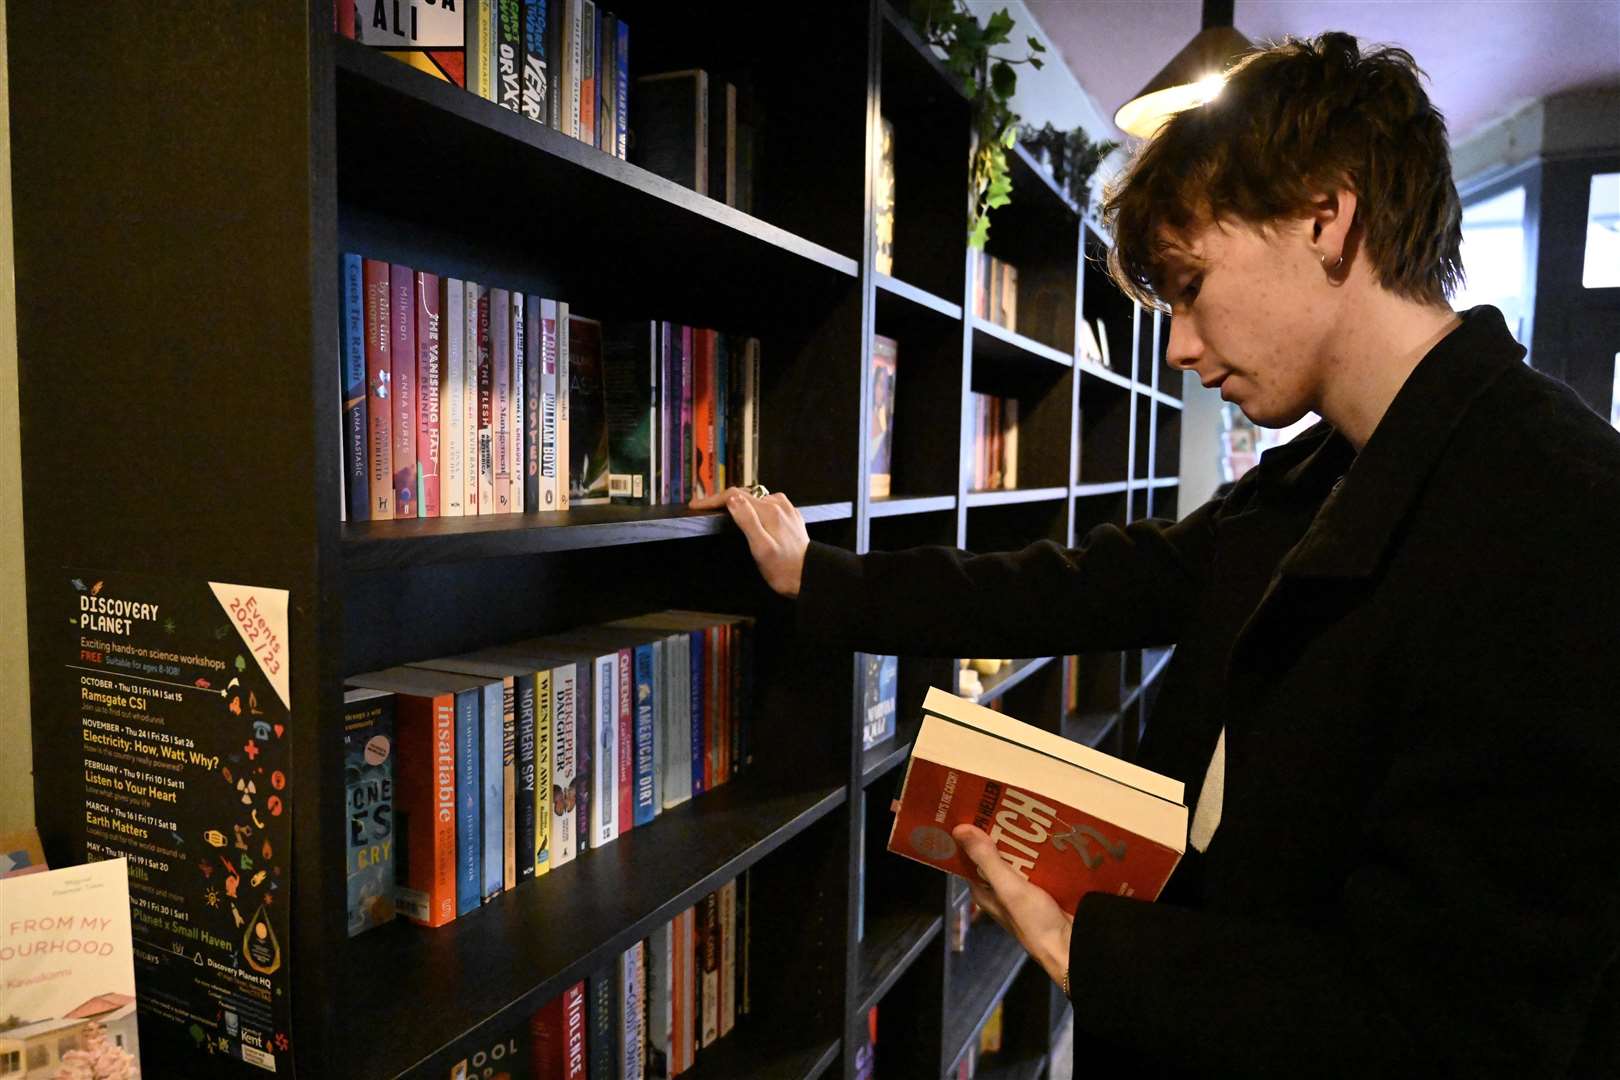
[68,570,294,1075]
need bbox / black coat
[797,308,1620,1076]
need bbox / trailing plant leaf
[908,1,1044,248]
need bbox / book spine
[669,911,687,1074]
[746,338,760,488]
[699,892,719,1048]
[691,330,715,498]
[688,630,705,798]
[740,869,752,1017]
[336,0,355,37]
[524,293,541,513]
[649,639,664,814]
[714,333,728,491]
[477,286,495,513]
[363,259,394,520]
[668,325,684,503]
[657,323,670,504]
[633,643,657,826]
[557,301,571,510]
[598,13,615,155]
[416,270,442,518]
[540,299,560,510]
[569,0,584,141]
[646,920,672,1080]
[678,907,697,1071]
[502,678,518,890]
[441,277,466,517]
[455,688,482,916]
[565,980,587,1080]
[482,682,505,901]
[520,0,548,123]
[515,671,536,883]
[587,963,615,1080]
[729,625,744,779]
[719,878,736,1036]
[512,291,526,513]
[614,18,629,160]
[705,626,721,789]
[497,0,522,112]
[550,663,578,867]
[391,692,457,927]
[486,0,500,101]
[464,281,482,515]
[548,0,564,131]
[590,653,619,847]
[616,648,635,833]
[390,264,417,517]
[579,1,596,147]
[626,940,646,1080]
[491,287,513,513]
[661,634,691,810]
[533,667,553,877]
[341,254,369,523]
[574,656,593,855]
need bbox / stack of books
[972,253,1019,333]
[343,610,754,933]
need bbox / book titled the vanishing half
[888,687,1187,913]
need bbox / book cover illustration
[356,0,470,88]
[858,654,897,752]
[344,688,396,936]
[566,315,611,505]
[868,335,897,498]
[875,115,895,276]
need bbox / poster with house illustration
[0,858,140,1077]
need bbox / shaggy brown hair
[1102,31,1464,309]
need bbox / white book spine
[442,279,465,517]
[590,654,619,846]
[463,281,481,515]
[557,302,571,511]
[540,299,559,510]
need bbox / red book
[889,688,1187,914]
[362,259,394,520]
[347,672,458,928]
[390,263,418,517]
[336,0,355,38]
[416,271,442,518]
[691,329,717,499]
[477,287,494,514]
[531,981,587,1080]
[615,647,634,833]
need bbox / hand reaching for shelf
[690,487,810,599]
[953,823,1075,996]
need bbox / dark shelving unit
[10,3,1185,1078]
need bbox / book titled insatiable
[889,688,1187,913]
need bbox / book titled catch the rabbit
[889,688,1187,912]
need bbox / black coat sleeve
[794,498,1223,659]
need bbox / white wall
[0,0,35,833]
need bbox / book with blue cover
[344,688,395,936]
[456,685,482,916]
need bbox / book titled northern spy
[889,688,1186,912]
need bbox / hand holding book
[953,822,1075,993]
[690,486,809,598]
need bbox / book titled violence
[889,688,1186,912]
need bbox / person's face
[1160,215,1335,428]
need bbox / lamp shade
[1114,25,1253,138]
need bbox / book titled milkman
[889,688,1187,912]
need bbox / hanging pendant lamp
[1113,0,1253,138]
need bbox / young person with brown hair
[697,32,1619,1075]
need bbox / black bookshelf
[10,3,1185,1078]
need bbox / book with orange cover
[888,688,1186,913]
[691,329,718,499]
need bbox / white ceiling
[1022,0,1620,144]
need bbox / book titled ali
[889,687,1186,912]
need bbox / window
[0,1049,20,1074]
[1584,173,1620,289]
[25,1045,47,1070]
[1454,186,1528,345]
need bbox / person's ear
[1308,188,1357,272]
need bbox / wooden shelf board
[1148,477,1180,490]
[342,502,854,570]
[1153,388,1186,410]
[972,318,1074,370]
[944,926,1029,1075]
[861,726,917,788]
[966,655,1055,705]
[350,777,846,1080]
[333,39,858,278]
[875,273,964,320]
[1008,141,1080,218]
[879,2,969,102]
[1077,358,1132,391]
[869,493,959,518]
[680,1029,842,1080]
[855,910,945,1014]
[1073,481,1130,498]
[1063,707,1122,749]
[964,487,1068,509]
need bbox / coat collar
[1271,307,1526,581]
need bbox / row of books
[338,253,761,522]
[341,3,759,212]
[528,875,751,1078]
[969,392,1020,492]
[954,999,1006,1079]
[340,0,632,162]
[342,611,754,935]
[972,253,1020,334]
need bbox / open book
[888,688,1187,913]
